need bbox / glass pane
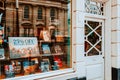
[88,32,99,45]
[85,20,102,56]
[88,48,99,56]
[85,0,104,15]
[0,0,71,79]
[85,24,92,35]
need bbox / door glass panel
[84,20,102,56]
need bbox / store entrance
[84,18,104,80]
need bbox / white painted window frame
[84,18,105,57]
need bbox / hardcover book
[23,60,36,74]
[11,60,21,74]
[4,65,15,78]
[54,45,63,54]
[0,49,5,60]
[23,60,31,75]
[0,65,2,76]
[42,44,51,54]
[31,58,39,72]
[42,31,51,41]
[54,56,63,68]
[40,59,50,72]
[48,26,56,39]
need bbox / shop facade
[0,0,120,80]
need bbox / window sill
[5,68,74,80]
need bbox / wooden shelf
[41,53,63,56]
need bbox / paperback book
[42,44,51,54]
[43,31,51,41]
[40,59,50,72]
[23,60,36,75]
[54,45,63,54]
[11,60,21,74]
[4,65,15,78]
[0,49,5,60]
[23,60,31,75]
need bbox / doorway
[84,18,104,80]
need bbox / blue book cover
[0,49,5,59]
[23,60,30,75]
[42,44,51,54]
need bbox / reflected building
[5,0,69,38]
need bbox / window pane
[0,0,71,79]
[38,7,43,19]
[50,8,55,20]
[24,6,29,19]
[84,20,102,56]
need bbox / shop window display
[0,0,71,79]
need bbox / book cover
[42,44,51,54]
[4,65,15,78]
[52,61,59,70]
[48,26,56,40]
[40,59,50,72]
[54,56,63,68]
[23,60,30,75]
[54,45,63,54]
[23,60,36,74]
[11,60,21,74]
[0,49,5,60]
[42,31,51,41]
[0,65,2,76]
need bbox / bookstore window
[38,7,43,20]
[84,20,102,56]
[24,6,29,19]
[0,0,71,79]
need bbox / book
[49,27,56,39]
[42,44,51,54]
[40,59,50,72]
[23,60,36,75]
[54,56,63,68]
[0,49,5,60]
[42,30,51,41]
[4,65,15,78]
[54,45,63,54]
[11,60,21,74]
[31,58,38,73]
[55,35,64,42]
[23,60,31,75]
[52,61,59,70]
[0,65,2,76]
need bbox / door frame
[84,17,105,80]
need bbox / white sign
[9,37,40,59]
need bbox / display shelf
[39,40,55,43]
[41,53,63,57]
[0,36,69,79]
